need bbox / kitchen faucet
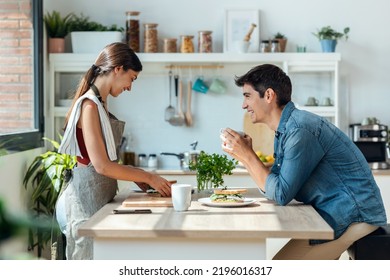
[160,141,199,169]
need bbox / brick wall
[0,0,33,134]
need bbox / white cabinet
[46,53,341,141]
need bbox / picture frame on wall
[223,9,260,53]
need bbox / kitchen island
[78,188,333,260]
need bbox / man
[221,64,387,259]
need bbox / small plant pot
[320,39,337,52]
[48,38,65,53]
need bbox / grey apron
[63,114,124,260]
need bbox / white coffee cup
[171,183,192,212]
[220,128,245,150]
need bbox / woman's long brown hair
[63,42,142,129]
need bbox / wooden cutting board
[122,192,173,207]
[243,112,275,155]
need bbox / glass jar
[163,38,177,53]
[198,31,212,53]
[125,11,140,52]
[138,153,148,167]
[148,154,158,168]
[270,39,280,53]
[180,35,194,53]
[260,40,270,53]
[143,23,158,53]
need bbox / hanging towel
[58,94,117,161]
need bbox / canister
[144,23,158,53]
[125,11,140,52]
[180,35,194,53]
[198,31,212,53]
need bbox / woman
[56,42,172,260]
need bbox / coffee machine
[350,123,389,169]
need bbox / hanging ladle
[164,70,175,121]
[168,74,185,126]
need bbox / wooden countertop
[79,188,333,241]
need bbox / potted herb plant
[43,10,73,53]
[68,13,124,53]
[189,151,237,193]
[23,137,76,259]
[313,26,350,52]
[274,32,287,52]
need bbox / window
[0,0,44,154]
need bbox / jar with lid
[180,35,194,53]
[270,39,280,53]
[143,23,158,53]
[163,38,177,53]
[198,31,212,53]
[260,40,270,53]
[148,154,158,169]
[138,153,148,167]
[125,11,140,52]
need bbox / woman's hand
[135,182,150,192]
[147,175,173,197]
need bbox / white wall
[44,0,390,168]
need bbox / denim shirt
[265,102,387,242]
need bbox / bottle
[122,134,135,166]
[180,35,194,53]
[144,23,158,53]
[125,11,140,52]
[148,154,158,169]
[198,31,212,53]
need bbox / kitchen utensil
[122,192,173,207]
[168,75,185,126]
[185,80,193,126]
[178,79,185,121]
[164,70,175,121]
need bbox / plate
[198,197,258,207]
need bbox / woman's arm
[79,99,171,196]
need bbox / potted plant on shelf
[312,25,350,52]
[23,137,76,259]
[43,10,73,53]
[189,151,237,193]
[68,13,124,53]
[274,32,288,52]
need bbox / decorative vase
[276,38,287,52]
[48,38,65,53]
[320,39,337,52]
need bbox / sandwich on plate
[209,188,247,203]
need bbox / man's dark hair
[234,64,292,106]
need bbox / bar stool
[347,224,390,260]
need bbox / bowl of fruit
[236,151,275,168]
[255,151,275,167]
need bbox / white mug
[171,183,192,212]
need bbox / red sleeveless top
[76,127,90,164]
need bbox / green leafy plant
[23,137,76,257]
[68,13,124,32]
[43,10,73,38]
[274,32,286,39]
[189,151,237,192]
[313,26,350,41]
